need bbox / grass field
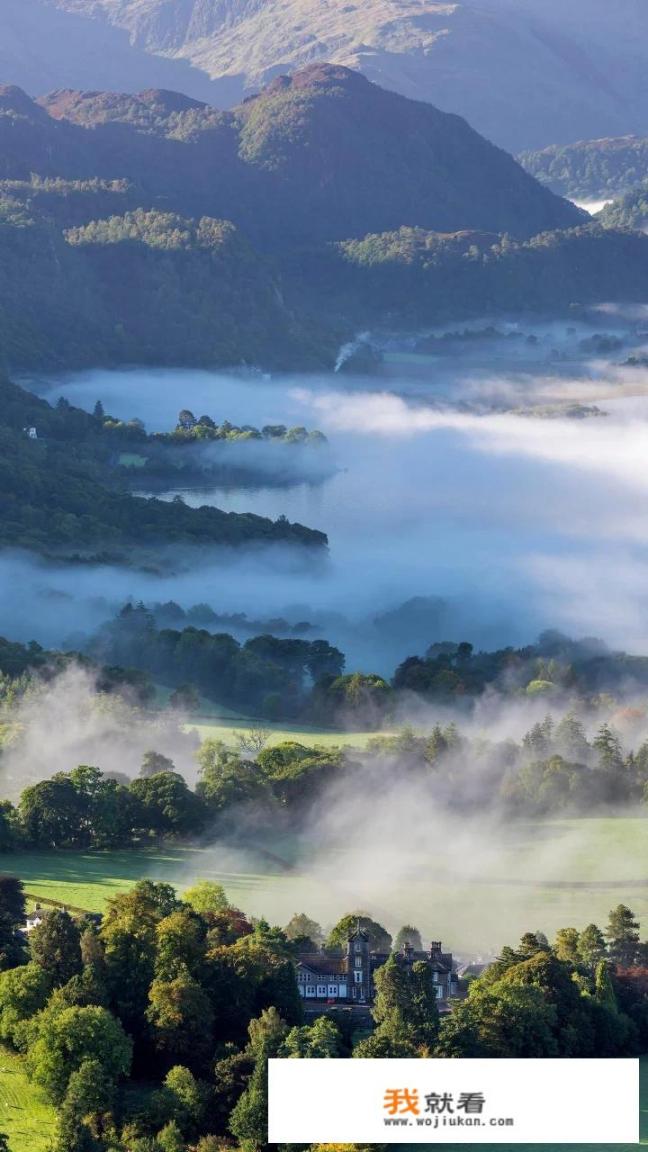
[0,816,647,953]
[184,714,385,749]
[0,1046,55,1151]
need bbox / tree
[579,923,607,969]
[155,910,206,981]
[367,954,439,1052]
[195,742,271,814]
[394,925,423,952]
[183,882,229,920]
[313,673,392,728]
[146,973,214,1066]
[19,776,87,848]
[129,772,206,838]
[283,913,323,947]
[157,1121,187,1152]
[234,726,271,757]
[436,983,558,1057]
[0,875,27,968]
[606,905,640,967]
[30,910,82,987]
[595,961,617,1008]
[141,751,176,778]
[326,914,392,954]
[553,928,580,965]
[593,724,624,772]
[158,1065,207,1136]
[27,1004,132,1103]
[0,961,51,1046]
[93,400,105,422]
[101,882,180,1033]
[229,1008,286,1152]
[169,685,201,713]
[55,1058,116,1152]
[279,1016,341,1058]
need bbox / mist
[0,664,199,796]
[13,313,648,673]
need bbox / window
[316,984,327,998]
[354,970,363,984]
[355,955,363,968]
[354,942,362,953]
[328,985,337,997]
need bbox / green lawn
[185,715,384,749]
[0,816,647,953]
[0,1047,55,1151]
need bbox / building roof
[402,950,453,973]
[349,925,370,942]
[297,954,348,976]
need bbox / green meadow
[184,713,382,749]
[0,815,645,953]
[0,1046,56,1152]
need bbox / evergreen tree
[578,923,607,970]
[229,1008,286,1152]
[606,905,640,967]
[553,928,580,965]
[394,925,423,952]
[593,724,624,772]
[30,910,82,987]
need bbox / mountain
[18,0,648,152]
[0,66,644,379]
[520,137,648,201]
[1,0,240,105]
[3,65,578,246]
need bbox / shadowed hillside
[0,64,580,246]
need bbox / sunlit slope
[3,817,647,951]
[45,0,648,150]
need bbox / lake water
[20,318,648,667]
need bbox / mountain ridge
[0,64,581,245]
[19,0,648,151]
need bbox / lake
[19,316,648,668]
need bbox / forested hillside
[0,378,327,560]
[520,137,648,200]
[6,66,579,245]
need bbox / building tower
[347,924,371,1003]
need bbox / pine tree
[606,905,640,967]
[578,923,607,970]
[92,400,105,422]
